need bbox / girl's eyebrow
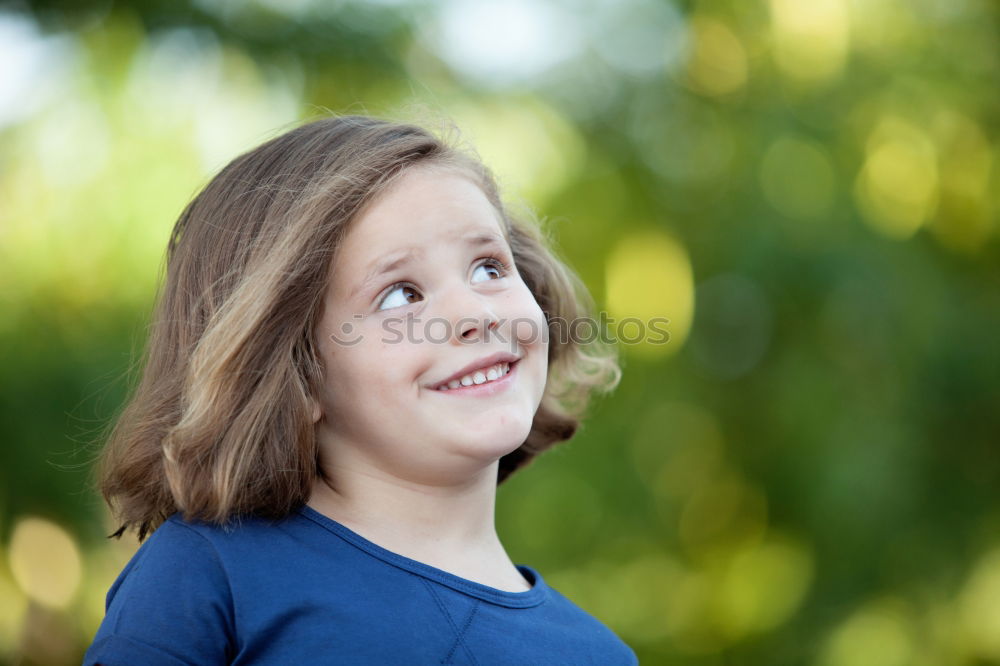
[357,248,420,295]
[354,232,509,296]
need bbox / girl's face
[312,166,549,486]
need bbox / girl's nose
[443,285,501,343]
[458,315,499,341]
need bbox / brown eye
[471,258,508,283]
[378,284,422,311]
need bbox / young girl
[84,115,635,665]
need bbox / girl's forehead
[339,169,509,258]
[327,170,512,299]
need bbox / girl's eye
[471,258,509,284]
[376,258,509,311]
[378,284,422,311]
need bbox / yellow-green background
[1,0,998,664]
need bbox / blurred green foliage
[1,0,999,664]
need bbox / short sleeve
[83,519,237,666]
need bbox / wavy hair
[98,115,620,540]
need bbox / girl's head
[312,164,551,489]
[101,115,619,539]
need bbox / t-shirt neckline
[297,504,548,609]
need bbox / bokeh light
[855,116,939,240]
[427,0,583,87]
[819,598,917,666]
[605,230,695,358]
[682,15,748,98]
[0,559,29,659]
[8,517,82,610]
[957,546,1000,660]
[716,533,813,639]
[930,110,995,253]
[769,0,849,85]
[448,97,585,206]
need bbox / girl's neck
[306,460,531,592]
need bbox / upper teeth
[437,362,511,391]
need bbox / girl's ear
[310,397,323,424]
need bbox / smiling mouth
[434,360,516,391]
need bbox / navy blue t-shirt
[84,505,637,665]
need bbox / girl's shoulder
[121,511,282,569]
[157,509,297,548]
[142,508,322,575]
[84,516,245,665]
[85,509,319,665]
[103,509,316,613]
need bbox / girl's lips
[433,351,520,388]
[432,360,519,397]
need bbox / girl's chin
[392,439,527,486]
[448,430,531,463]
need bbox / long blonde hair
[99,115,620,540]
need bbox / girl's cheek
[509,299,547,349]
[519,290,547,327]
